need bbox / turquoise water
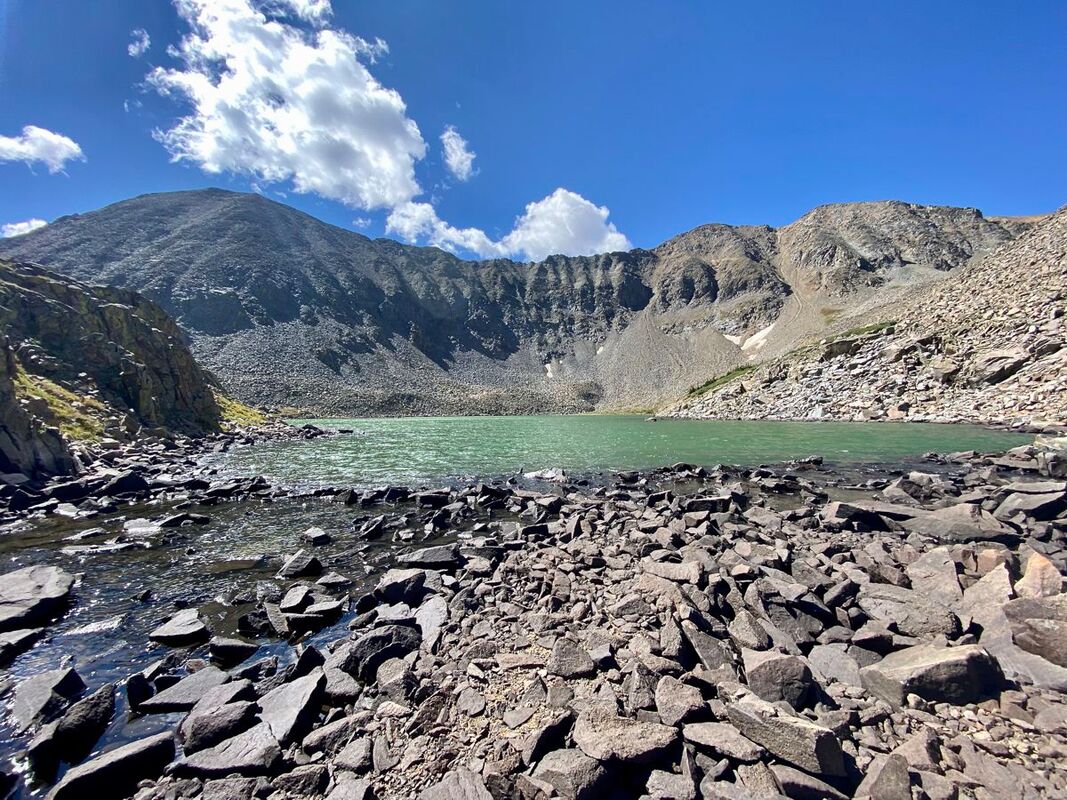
[215,416,1032,487]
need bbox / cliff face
[0,190,1027,415]
[667,207,1066,427]
[0,259,222,480]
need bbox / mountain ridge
[0,189,1032,415]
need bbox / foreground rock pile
[6,442,1066,799]
[670,206,1066,428]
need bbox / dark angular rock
[860,644,1004,707]
[46,732,175,800]
[533,748,606,800]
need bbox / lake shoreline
[1,431,1066,799]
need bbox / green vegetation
[213,389,268,428]
[686,364,758,398]
[820,307,843,323]
[12,363,108,441]
[829,319,896,341]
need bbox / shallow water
[214,415,1033,487]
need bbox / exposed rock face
[0,190,1022,415]
[670,207,1066,427]
[0,260,221,436]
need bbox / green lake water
[216,416,1033,487]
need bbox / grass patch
[213,389,268,428]
[820,307,843,323]
[12,364,108,441]
[830,320,896,341]
[686,364,758,398]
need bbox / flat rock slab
[149,608,209,646]
[682,722,764,761]
[724,690,845,778]
[0,627,43,666]
[139,666,229,713]
[398,544,462,570]
[46,731,174,800]
[176,723,282,777]
[418,768,492,800]
[12,666,85,734]
[572,709,678,764]
[857,583,961,639]
[0,566,74,632]
[258,669,325,744]
[860,643,1003,707]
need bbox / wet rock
[532,748,606,800]
[301,526,332,546]
[398,544,462,570]
[138,666,229,713]
[277,549,322,578]
[0,627,42,665]
[209,636,260,665]
[860,643,1003,707]
[28,683,115,776]
[0,565,75,631]
[46,731,175,800]
[12,666,85,734]
[724,689,845,778]
[338,624,422,680]
[149,608,209,646]
[572,708,678,764]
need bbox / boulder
[277,549,322,578]
[46,732,175,800]
[741,649,814,709]
[682,722,764,761]
[138,666,229,713]
[994,490,1067,521]
[418,768,492,799]
[0,566,74,632]
[533,749,606,800]
[857,583,961,639]
[973,347,1029,384]
[548,638,595,678]
[1003,594,1067,667]
[572,709,678,764]
[258,669,325,744]
[12,666,85,734]
[1014,552,1063,598]
[375,568,427,604]
[28,683,115,776]
[333,624,422,681]
[860,644,1003,707]
[654,676,704,727]
[149,608,209,646]
[900,503,1019,544]
[724,689,845,777]
[175,723,281,776]
[398,544,462,570]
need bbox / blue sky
[1,1,1065,258]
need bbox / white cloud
[352,216,372,229]
[501,189,631,261]
[0,126,85,173]
[1,218,48,238]
[387,188,630,261]
[148,0,423,211]
[148,0,630,261]
[128,28,151,57]
[440,125,476,182]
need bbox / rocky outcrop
[0,190,1024,415]
[0,259,223,482]
[669,207,1066,427]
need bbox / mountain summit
[1,189,1025,415]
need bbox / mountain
[667,207,1066,427]
[0,189,1026,415]
[0,259,223,480]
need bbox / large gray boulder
[0,566,74,632]
[46,732,175,800]
[857,582,961,639]
[532,749,606,800]
[572,709,678,764]
[860,643,1003,707]
[723,689,845,778]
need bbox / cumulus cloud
[128,28,151,57]
[387,189,630,261]
[440,125,476,182]
[1,219,48,238]
[148,0,630,261]
[148,0,423,210]
[0,126,85,173]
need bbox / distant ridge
[1,189,1027,415]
